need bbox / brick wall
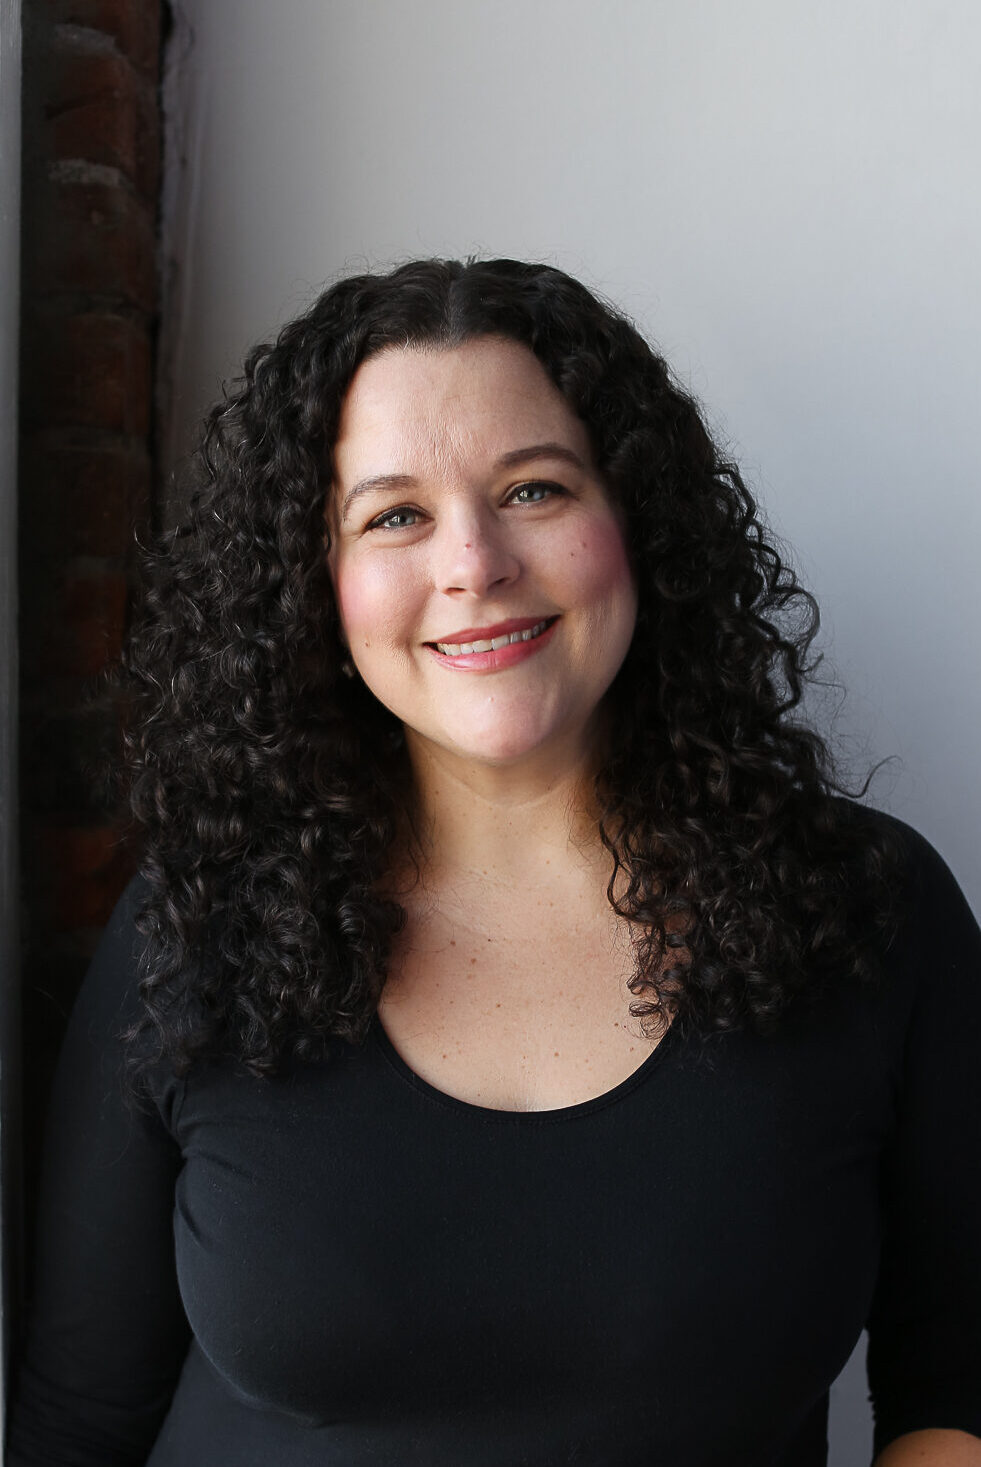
[19,0,165,1209]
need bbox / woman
[9,258,981,1465]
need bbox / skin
[874,1431,981,1464]
[327,335,638,790]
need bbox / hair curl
[120,257,904,1077]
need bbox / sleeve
[866,826,981,1458]
[6,879,192,1466]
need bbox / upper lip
[426,615,557,644]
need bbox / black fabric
[9,814,981,1466]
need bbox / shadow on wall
[829,1331,873,1465]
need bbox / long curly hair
[120,257,904,1077]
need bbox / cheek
[569,517,637,621]
[331,556,424,649]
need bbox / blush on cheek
[575,517,637,602]
[331,558,423,653]
[330,570,367,643]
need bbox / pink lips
[425,616,559,672]
[427,615,553,643]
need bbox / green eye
[368,506,420,531]
[509,481,564,504]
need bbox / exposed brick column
[18,1,165,1175]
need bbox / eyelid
[364,480,567,531]
[507,479,567,500]
[365,504,424,531]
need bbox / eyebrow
[338,442,587,522]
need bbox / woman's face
[327,336,638,772]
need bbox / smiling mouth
[429,617,559,657]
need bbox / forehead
[332,337,594,480]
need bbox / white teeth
[435,618,551,657]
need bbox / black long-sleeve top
[8,815,981,1465]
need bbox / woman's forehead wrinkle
[338,343,591,500]
[420,414,483,488]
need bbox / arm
[7,880,191,1464]
[865,828,981,1462]
[874,1429,981,1465]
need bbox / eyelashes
[367,506,422,532]
[365,481,567,533]
[508,481,565,506]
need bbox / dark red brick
[35,176,156,311]
[20,0,162,1228]
[48,46,160,199]
[52,0,162,76]
[21,705,123,816]
[27,311,151,434]
[34,819,135,931]
[21,439,151,560]
[39,566,129,677]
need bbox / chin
[440,717,582,768]
[461,741,549,767]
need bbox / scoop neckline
[370,1012,678,1124]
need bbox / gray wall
[0,0,21,1441]
[158,5,981,1459]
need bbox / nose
[434,503,520,598]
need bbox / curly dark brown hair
[120,257,904,1076]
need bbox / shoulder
[63,874,184,1112]
[71,873,154,1035]
[803,799,979,1019]
[46,873,188,1141]
[829,797,974,912]
[854,803,977,935]
[838,803,981,1026]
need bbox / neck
[396,725,613,894]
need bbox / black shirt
[9,816,981,1465]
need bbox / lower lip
[425,619,559,672]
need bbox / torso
[377,862,667,1112]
